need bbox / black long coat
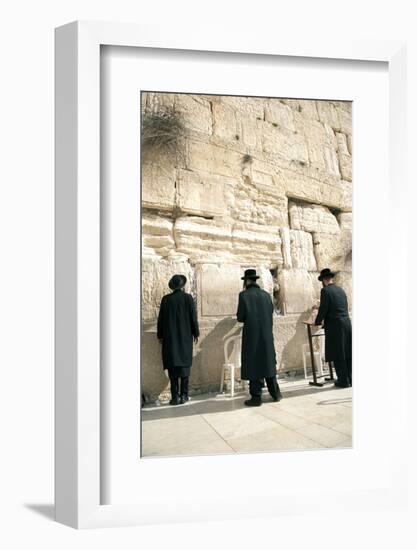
[236,284,277,380]
[315,284,352,361]
[157,290,200,370]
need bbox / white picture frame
[55,21,408,529]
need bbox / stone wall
[141,92,352,402]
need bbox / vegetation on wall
[142,107,186,156]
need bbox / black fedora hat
[318,268,336,281]
[168,274,187,290]
[241,268,260,280]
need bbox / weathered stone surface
[338,212,352,231]
[277,167,350,210]
[298,100,319,121]
[212,101,239,142]
[278,269,321,314]
[141,93,352,399]
[174,93,212,135]
[186,140,243,179]
[141,160,176,211]
[227,174,289,227]
[312,231,352,272]
[142,213,174,258]
[176,169,227,217]
[288,202,340,234]
[289,230,317,271]
[264,101,295,131]
[262,123,309,164]
[174,216,233,263]
[316,101,341,132]
[280,227,292,269]
[232,221,283,267]
[197,263,242,317]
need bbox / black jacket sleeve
[315,288,329,326]
[157,297,165,339]
[188,294,200,337]
[237,292,246,323]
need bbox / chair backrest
[223,335,242,367]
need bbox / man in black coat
[157,274,200,405]
[237,269,282,406]
[315,268,352,388]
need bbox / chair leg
[220,366,225,393]
[303,353,307,380]
[230,366,235,398]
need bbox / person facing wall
[237,269,282,406]
[157,274,200,405]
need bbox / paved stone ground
[141,378,352,457]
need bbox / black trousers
[333,359,352,386]
[249,376,282,403]
[169,374,189,399]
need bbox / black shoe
[244,398,262,407]
[271,394,282,402]
[169,397,180,405]
[179,395,189,404]
[334,381,351,388]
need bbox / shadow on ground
[24,503,55,521]
[141,383,342,421]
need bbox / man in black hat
[157,274,200,405]
[315,268,352,388]
[237,269,282,406]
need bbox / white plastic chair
[220,335,243,397]
[302,331,325,380]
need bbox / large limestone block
[298,100,319,121]
[141,160,176,211]
[264,100,295,131]
[186,140,243,180]
[294,115,336,171]
[174,94,212,135]
[256,267,274,296]
[142,256,194,321]
[277,167,350,210]
[174,216,233,263]
[312,232,351,272]
[232,221,283,267]
[239,117,263,150]
[288,202,340,234]
[335,105,352,136]
[338,212,352,231]
[278,269,321,314]
[262,123,309,164]
[323,146,341,177]
[176,169,227,217]
[142,213,174,257]
[289,230,317,271]
[316,101,341,132]
[196,263,242,317]
[220,96,265,119]
[211,101,239,142]
[274,314,312,372]
[280,227,292,269]
[226,174,288,227]
[338,152,352,182]
[335,132,352,181]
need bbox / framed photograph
[55,21,408,528]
